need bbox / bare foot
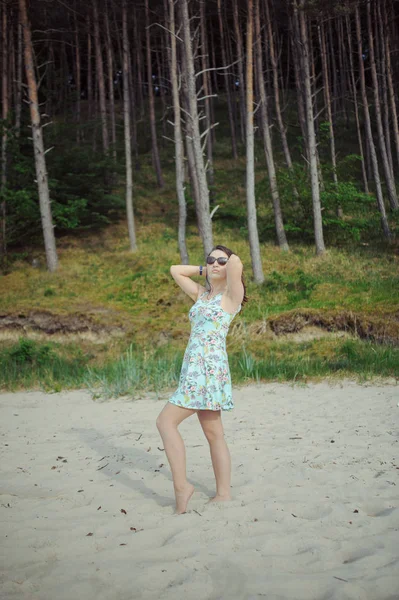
[207,494,232,504]
[174,483,195,514]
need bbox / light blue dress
[168,291,241,411]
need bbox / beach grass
[0,336,397,397]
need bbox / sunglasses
[206,256,228,265]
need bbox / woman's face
[207,250,229,281]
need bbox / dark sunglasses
[206,256,228,265]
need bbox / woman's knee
[156,412,178,433]
[203,426,225,444]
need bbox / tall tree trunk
[290,11,307,161]
[180,0,213,257]
[199,0,214,190]
[180,47,200,204]
[383,0,399,171]
[105,0,116,159]
[19,0,58,271]
[209,18,219,96]
[338,17,349,128]
[1,0,9,268]
[155,41,167,148]
[145,0,164,188]
[295,0,325,255]
[15,22,22,138]
[345,13,369,194]
[168,0,188,264]
[318,21,338,186]
[87,16,93,122]
[10,22,15,117]
[246,0,264,283]
[133,8,144,119]
[309,19,324,194]
[73,4,81,144]
[126,25,140,170]
[266,0,298,198]
[224,7,240,147]
[377,1,393,179]
[355,6,391,239]
[217,0,238,159]
[233,0,246,143]
[367,0,398,210]
[255,0,288,251]
[122,0,136,251]
[92,0,109,154]
[327,20,338,123]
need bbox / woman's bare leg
[156,402,197,513]
[197,410,232,501]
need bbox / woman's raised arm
[170,265,207,302]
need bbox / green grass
[1,337,397,398]
[0,219,398,395]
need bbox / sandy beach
[1,380,398,600]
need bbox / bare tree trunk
[19,0,58,271]
[1,0,8,268]
[145,0,164,188]
[133,8,144,119]
[290,11,307,161]
[73,4,81,144]
[233,0,246,143]
[122,0,136,251]
[295,0,325,255]
[318,21,338,186]
[327,20,338,123]
[345,13,369,194]
[168,0,188,264]
[180,0,213,256]
[377,1,393,179]
[224,8,240,147]
[15,22,22,138]
[105,0,117,159]
[367,0,398,210]
[217,0,238,159]
[309,20,324,194]
[155,41,166,148]
[180,46,200,199]
[383,1,399,171]
[246,0,264,282]
[126,26,140,170]
[255,0,288,251]
[10,23,15,117]
[199,0,214,190]
[93,0,109,154]
[266,0,298,198]
[209,18,219,96]
[355,6,391,239]
[87,16,93,122]
[337,17,349,128]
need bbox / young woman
[156,245,248,514]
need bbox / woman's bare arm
[170,265,207,302]
[226,255,244,306]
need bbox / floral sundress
[168,291,241,411]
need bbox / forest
[0,0,398,393]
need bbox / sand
[1,379,398,600]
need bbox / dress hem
[168,399,233,412]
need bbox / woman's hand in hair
[227,254,242,266]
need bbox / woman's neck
[207,285,227,296]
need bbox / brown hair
[206,245,249,308]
